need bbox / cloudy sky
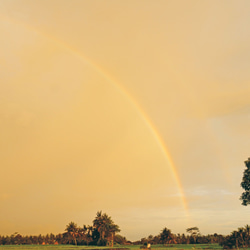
[1,0,250,240]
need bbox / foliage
[93,210,120,246]
[64,221,79,245]
[240,158,250,206]
[186,227,200,244]
[114,234,127,245]
[0,211,124,246]
[0,212,249,249]
[219,225,250,249]
[159,227,175,244]
[0,244,224,249]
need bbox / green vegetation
[0,211,122,247]
[93,211,120,246]
[1,215,250,249]
[0,243,239,250]
[159,228,175,244]
[0,244,226,250]
[186,228,200,244]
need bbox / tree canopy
[186,227,200,244]
[159,227,175,244]
[65,222,79,245]
[240,158,250,206]
[93,211,120,246]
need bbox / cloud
[186,187,235,197]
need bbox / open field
[0,244,242,250]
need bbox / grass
[0,244,248,250]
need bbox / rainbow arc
[0,14,189,216]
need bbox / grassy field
[0,244,225,250]
[2,244,250,250]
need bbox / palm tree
[65,221,79,245]
[93,211,120,246]
[93,211,106,240]
[109,223,120,247]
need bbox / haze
[1,0,250,241]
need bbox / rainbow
[0,14,189,215]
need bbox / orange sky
[1,0,250,240]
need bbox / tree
[240,158,250,206]
[114,234,127,245]
[93,211,120,246]
[65,221,79,245]
[159,227,174,245]
[82,225,93,245]
[186,227,200,244]
[147,234,154,244]
[245,224,250,247]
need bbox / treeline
[0,233,62,245]
[0,232,127,246]
[0,211,124,246]
[1,211,250,249]
[134,225,250,249]
[134,227,224,245]
[219,225,250,249]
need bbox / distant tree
[245,224,250,247]
[147,234,154,244]
[114,234,127,245]
[240,158,250,205]
[56,233,63,245]
[37,234,43,244]
[219,226,250,249]
[65,221,79,245]
[141,237,147,245]
[4,236,11,245]
[159,227,174,245]
[93,211,120,246]
[93,211,106,241]
[180,233,187,244]
[155,235,161,244]
[186,227,200,244]
[81,225,93,245]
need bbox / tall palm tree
[65,221,79,245]
[109,223,120,247]
[93,211,120,246]
[85,225,93,245]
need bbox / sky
[0,0,250,241]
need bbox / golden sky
[1,0,250,240]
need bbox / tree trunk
[74,237,77,245]
[111,232,114,247]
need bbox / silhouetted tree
[186,227,200,244]
[240,158,250,205]
[159,227,174,245]
[93,211,120,246]
[65,221,79,245]
[219,226,250,249]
